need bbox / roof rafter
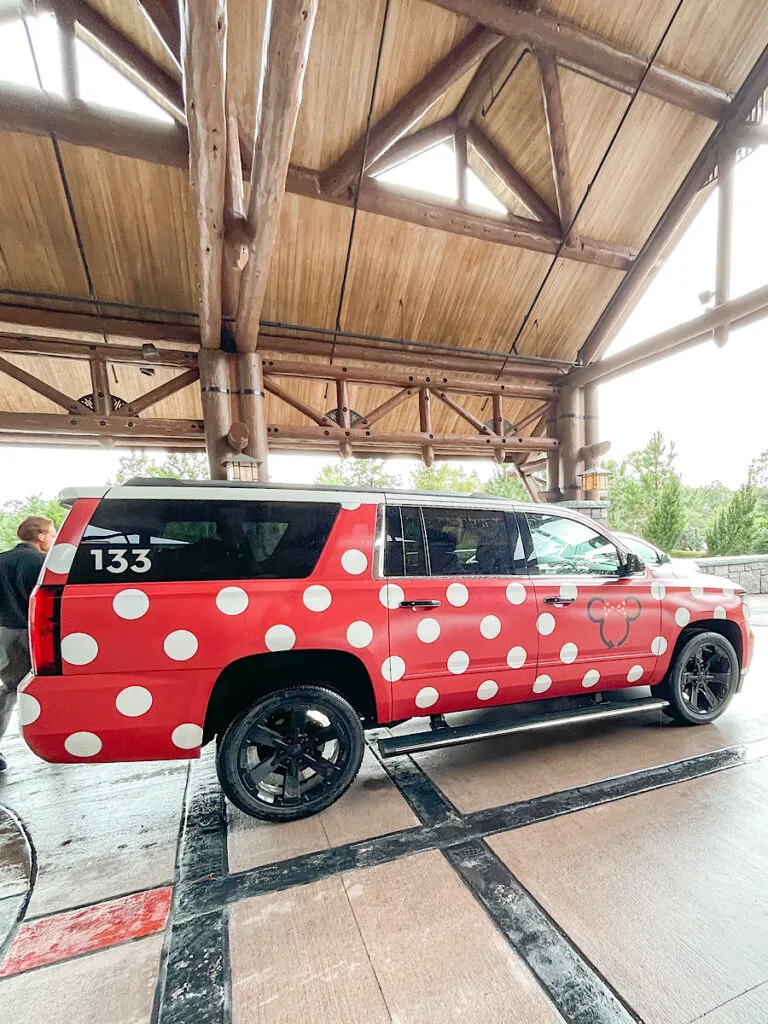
[321,25,502,197]
[424,0,731,120]
[137,0,181,66]
[536,49,573,231]
[455,37,522,127]
[466,123,558,228]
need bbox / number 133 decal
[91,548,152,574]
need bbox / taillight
[29,584,63,676]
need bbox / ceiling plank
[424,0,730,120]
[234,0,319,352]
[321,26,502,197]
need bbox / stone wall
[696,554,768,594]
[555,500,609,526]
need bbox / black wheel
[216,685,365,822]
[653,631,739,725]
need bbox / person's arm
[20,552,45,608]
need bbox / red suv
[19,481,752,821]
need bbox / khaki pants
[0,627,30,744]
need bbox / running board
[377,697,669,759]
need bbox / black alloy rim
[680,642,733,716]
[237,700,351,808]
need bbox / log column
[545,403,560,500]
[582,383,599,499]
[235,351,269,479]
[556,384,584,500]
[714,146,735,347]
[199,347,231,479]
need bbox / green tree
[479,466,527,501]
[0,495,66,552]
[113,451,209,483]
[706,484,758,555]
[315,459,401,488]
[410,463,482,493]
[644,476,686,551]
[748,449,768,552]
[680,481,732,550]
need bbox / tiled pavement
[1,604,768,1024]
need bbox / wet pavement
[1,599,767,1023]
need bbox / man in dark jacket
[0,516,56,770]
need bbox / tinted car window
[525,512,621,576]
[70,500,339,583]
[384,505,427,577]
[421,506,514,576]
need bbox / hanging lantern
[222,453,261,482]
[578,466,610,495]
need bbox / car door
[382,499,539,719]
[520,510,660,696]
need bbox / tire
[653,631,739,726]
[216,685,365,822]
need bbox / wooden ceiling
[0,0,767,452]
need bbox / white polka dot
[560,642,578,664]
[714,605,726,619]
[216,586,249,616]
[379,583,404,609]
[651,581,666,600]
[447,650,470,674]
[533,674,552,693]
[18,693,40,726]
[582,668,600,688]
[264,624,295,652]
[346,621,373,648]
[163,629,198,661]
[651,635,668,656]
[507,646,527,669]
[302,585,332,613]
[416,617,440,643]
[536,612,555,636]
[415,686,439,709]
[46,543,76,575]
[691,585,704,599]
[61,632,98,666]
[675,606,690,627]
[722,585,735,598]
[113,589,150,620]
[341,500,362,511]
[341,549,368,575]
[446,583,469,607]
[627,664,644,682]
[115,686,153,717]
[64,731,102,757]
[477,679,498,701]
[172,724,203,750]
[505,581,526,605]
[559,583,578,601]
[382,656,406,682]
[480,615,501,639]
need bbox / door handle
[399,599,441,609]
[544,596,575,606]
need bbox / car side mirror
[659,552,672,564]
[618,552,644,577]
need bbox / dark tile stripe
[444,839,640,1024]
[366,734,458,826]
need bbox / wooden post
[545,404,560,500]
[714,147,735,347]
[89,358,113,416]
[557,385,584,500]
[235,0,318,352]
[419,388,435,466]
[235,351,269,479]
[455,127,468,206]
[582,383,599,499]
[222,95,247,316]
[198,347,230,479]
[537,49,572,231]
[336,378,353,460]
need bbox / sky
[0,13,766,503]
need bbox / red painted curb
[0,885,173,977]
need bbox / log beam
[569,282,768,386]
[536,50,573,231]
[0,354,90,413]
[361,388,415,427]
[431,388,495,435]
[137,0,181,65]
[419,387,435,466]
[467,124,558,228]
[455,37,521,127]
[321,26,502,197]
[0,85,634,271]
[424,0,730,120]
[123,367,200,415]
[368,117,456,178]
[180,0,227,351]
[263,378,334,427]
[198,347,230,479]
[713,147,735,347]
[578,45,768,364]
[235,351,269,478]
[57,7,78,101]
[89,358,113,416]
[235,0,318,352]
